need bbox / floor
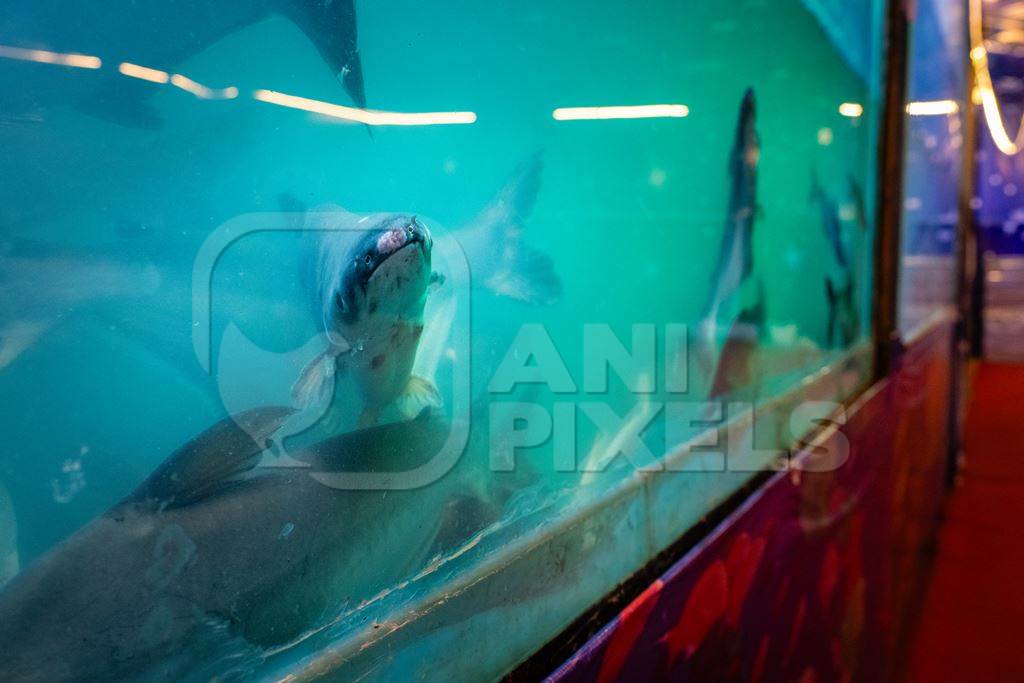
[904,363,1024,682]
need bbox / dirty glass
[0,0,882,679]
[897,0,968,334]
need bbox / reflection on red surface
[659,561,728,666]
[595,580,664,683]
[549,324,954,683]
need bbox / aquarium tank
[0,0,884,679]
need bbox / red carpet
[904,363,1024,682]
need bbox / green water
[0,0,878,678]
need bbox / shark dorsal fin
[130,406,294,508]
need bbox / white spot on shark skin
[279,522,295,539]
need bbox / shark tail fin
[474,152,563,306]
[485,243,563,306]
[279,0,366,109]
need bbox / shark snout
[375,217,431,257]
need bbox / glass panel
[0,0,882,678]
[897,0,968,335]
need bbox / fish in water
[289,153,560,429]
[0,0,365,128]
[293,214,441,428]
[809,171,860,347]
[708,280,766,399]
[825,276,860,348]
[702,88,759,328]
[449,152,562,306]
[696,88,766,399]
[809,168,849,269]
[0,407,506,681]
[847,173,869,233]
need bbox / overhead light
[253,89,476,126]
[0,44,100,69]
[905,100,959,116]
[171,74,238,100]
[839,103,864,118]
[552,104,689,121]
[970,0,1024,154]
[118,62,169,84]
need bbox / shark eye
[364,254,372,267]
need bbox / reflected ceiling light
[552,104,689,120]
[971,0,1024,154]
[171,74,238,100]
[839,103,864,117]
[118,62,169,84]
[0,44,100,69]
[252,89,476,126]
[905,100,960,116]
[995,28,1024,43]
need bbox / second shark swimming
[697,88,768,399]
[0,0,366,128]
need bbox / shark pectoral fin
[291,350,339,408]
[130,406,295,508]
[395,375,442,420]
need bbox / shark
[0,0,366,128]
[0,406,510,681]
